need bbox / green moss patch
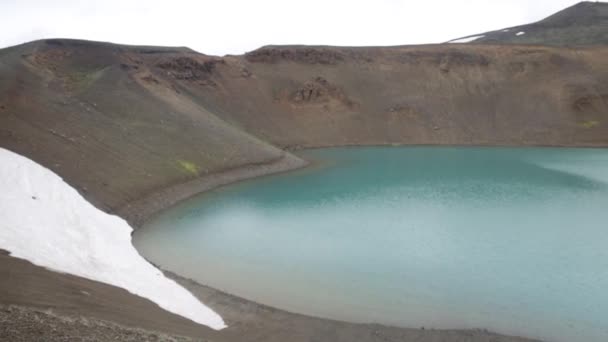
[177,160,200,176]
[580,120,600,129]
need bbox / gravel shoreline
[117,153,308,228]
[167,270,540,342]
[0,305,206,342]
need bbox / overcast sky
[0,0,582,55]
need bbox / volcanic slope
[2,39,608,221]
[0,39,301,220]
[450,1,608,46]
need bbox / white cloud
[0,0,582,55]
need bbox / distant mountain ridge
[449,1,608,46]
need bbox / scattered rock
[397,50,490,67]
[0,129,13,137]
[171,84,182,94]
[387,104,419,117]
[508,62,526,73]
[439,57,450,73]
[0,305,198,342]
[573,96,593,111]
[246,47,345,64]
[241,68,252,78]
[198,80,217,87]
[142,75,160,84]
[567,84,608,115]
[120,63,139,71]
[157,57,224,81]
[289,77,355,108]
[293,77,329,102]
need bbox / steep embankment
[0,39,300,222]
[450,1,608,46]
[2,39,608,223]
[204,44,608,148]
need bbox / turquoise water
[133,147,608,342]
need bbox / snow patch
[0,148,226,330]
[516,31,526,36]
[448,35,485,44]
[502,29,510,32]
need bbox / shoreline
[125,146,546,342]
[117,153,308,228]
[287,141,608,151]
[167,269,539,342]
[121,143,608,228]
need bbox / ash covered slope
[450,1,608,46]
[211,44,608,149]
[0,39,296,219]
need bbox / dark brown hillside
[0,39,298,216]
[192,44,608,149]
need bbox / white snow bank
[0,148,226,330]
[516,31,526,36]
[448,35,485,43]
